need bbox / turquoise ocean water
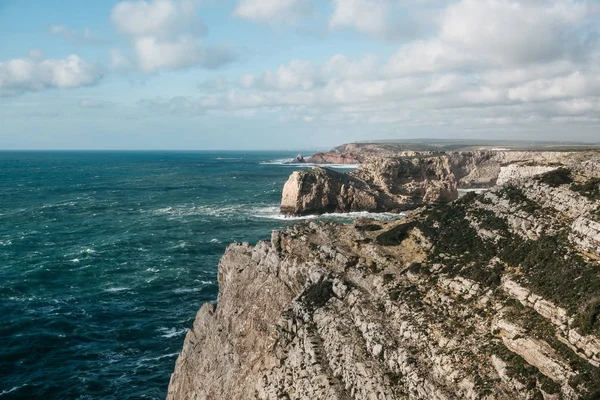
[0,151,397,399]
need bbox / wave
[172,287,202,294]
[152,204,404,222]
[1,384,28,396]
[251,206,404,221]
[157,327,188,339]
[104,287,131,293]
[260,160,359,169]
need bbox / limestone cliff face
[280,157,457,215]
[280,150,596,215]
[302,144,593,189]
[303,152,363,164]
[168,162,600,399]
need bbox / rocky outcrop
[292,154,305,163]
[169,162,600,400]
[303,152,363,164]
[280,157,457,215]
[301,143,595,189]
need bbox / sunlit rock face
[280,157,458,215]
[168,158,600,400]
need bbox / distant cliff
[168,159,600,399]
[280,150,595,215]
[280,157,457,215]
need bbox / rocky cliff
[280,157,457,215]
[281,150,596,215]
[297,142,595,189]
[168,162,600,399]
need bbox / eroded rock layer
[168,164,600,399]
[280,157,458,215]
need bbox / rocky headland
[281,148,595,215]
[168,154,600,399]
[280,157,457,215]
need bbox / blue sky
[1,0,599,150]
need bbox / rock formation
[304,152,363,164]
[280,148,597,215]
[280,157,458,215]
[298,141,596,189]
[168,162,600,399]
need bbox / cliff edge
[168,162,600,399]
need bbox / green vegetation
[492,343,542,391]
[574,299,600,336]
[377,187,600,334]
[301,280,334,309]
[498,186,538,214]
[499,233,600,317]
[376,222,415,246]
[355,223,383,232]
[536,168,573,187]
[471,208,510,232]
[571,178,600,201]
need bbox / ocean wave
[104,287,131,293]
[251,206,404,221]
[1,384,28,396]
[173,287,202,294]
[152,205,245,218]
[157,327,188,339]
[260,160,359,169]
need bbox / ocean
[0,151,401,400]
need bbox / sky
[0,0,599,150]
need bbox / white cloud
[233,0,309,24]
[0,53,102,96]
[137,0,600,140]
[439,0,587,66]
[110,0,233,72]
[49,25,103,45]
[329,0,389,37]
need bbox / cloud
[134,36,235,71]
[329,0,389,37]
[49,25,104,45]
[438,0,587,66]
[144,0,600,137]
[110,0,234,72]
[383,0,591,75]
[329,0,441,40]
[111,0,204,37]
[233,0,310,24]
[0,53,103,96]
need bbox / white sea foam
[1,384,28,396]
[152,203,403,222]
[210,238,221,243]
[173,287,202,294]
[260,160,359,169]
[251,206,404,221]
[104,287,130,293]
[157,327,188,339]
[71,258,80,263]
